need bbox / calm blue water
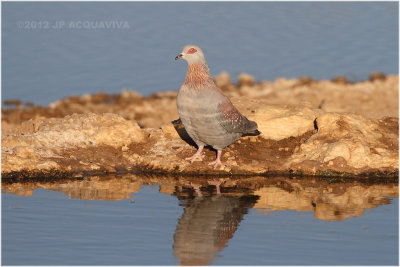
[2,176,399,265]
[2,2,398,106]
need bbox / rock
[244,75,398,120]
[293,76,315,87]
[3,99,22,107]
[238,73,255,87]
[36,161,59,170]
[93,115,144,148]
[369,72,386,82]
[1,113,145,172]
[214,72,231,89]
[332,76,350,84]
[251,105,319,141]
[286,113,398,173]
[14,146,36,158]
[230,97,320,140]
[32,113,144,149]
[161,124,180,140]
[3,74,398,130]
[1,73,398,178]
[121,89,143,99]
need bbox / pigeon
[175,44,259,168]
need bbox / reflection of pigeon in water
[173,182,258,265]
[175,44,259,168]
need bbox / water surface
[2,175,398,265]
[2,2,398,106]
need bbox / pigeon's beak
[175,53,183,60]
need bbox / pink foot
[184,182,202,196]
[208,150,224,169]
[185,145,204,163]
[208,179,225,194]
[208,159,224,169]
[191,183,203,197]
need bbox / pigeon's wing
[217,96,258,134]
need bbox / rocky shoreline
[2,72,398,180]
[2,173,398,221]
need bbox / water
[2,175,398,265]
[2,2,398,106]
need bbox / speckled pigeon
[175,44,259,168]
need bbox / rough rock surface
[2,73,398,178]
[2,113,144,173]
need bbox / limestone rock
[1,113,145,172]
[1,73,398,178]
[213,71,231,89]
[286,113,398,172]
[231,97,320,140]
[238,73,255,87]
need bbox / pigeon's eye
[187,48,197,54]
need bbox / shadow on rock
[171,118,197,148]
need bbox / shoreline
[2,72,398,180]
[1,71,392,110]
[2,168,398,184]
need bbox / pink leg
[208,179,225,194]
[192,184,203,197]
[185,145,205,163]
[208,149,224,169]
[184,182,203,196]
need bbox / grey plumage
[177,87,257,150]
[175,44,259,167]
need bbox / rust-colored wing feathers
[218,96,258,134]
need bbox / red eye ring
[187,48,197,54]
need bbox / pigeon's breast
[177,89,241,149]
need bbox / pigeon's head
[175,44,206,64]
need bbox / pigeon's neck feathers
[183,62,214,91]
